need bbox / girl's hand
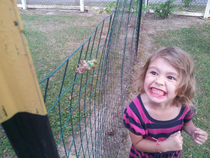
[191,128,208,145]
[161,131,183,152]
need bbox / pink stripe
[168,151,178,158]
[184,106,191,112]
[124,117,145,134]
[131,145,150,158]
[183,106,193,125]
[185,112,193,119]
[183,106,192,115]
[126,106,141,123]
[129,151,137,158]
[130,145,141,157]
[123,113,145,135]
[130,145,180,158]
[133,97,149,123]
[176,106,192,120]
[178,150,181,157]
[148,124,184,135]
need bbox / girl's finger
[196,132,208,138]
[194,139,202,145]
[195,137,205,143]
[195,132,208,141]
[194,128,201,131]
[194,130,207,136]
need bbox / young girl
[123,47,208,158]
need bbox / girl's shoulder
[124,94,148,122]
[126,94,144,112]
[180,105,194,125]
[181,104,194,115]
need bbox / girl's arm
[129,131,183,153]
[183,120,196,136]
[129,131,161,153]
[183,120,208,145]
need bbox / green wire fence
[39,0,143,157]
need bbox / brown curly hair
[136,47,195,106]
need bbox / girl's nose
[155,78,164,86]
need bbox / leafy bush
[182,0,193,7]
[99,1,116,14]
[99,1,147,14]
[153,0,176,19]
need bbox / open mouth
[149,88,166,97]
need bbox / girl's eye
[167,76,176,80]
[151,71,157,75]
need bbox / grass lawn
[0,11,110,158]
[21,13,108,81]
[152,23,210,157]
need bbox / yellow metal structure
[0,0,46,123]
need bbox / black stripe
[130,148,144,158]
[123,122,142,136]
[146,119,184,129]
[148,130,180,138]
[124,109,145,129]
[130,146,180,158]
[184,118,192,123]
[129,99,145,127]
[124,109,143,136]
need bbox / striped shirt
[123,94,194,158]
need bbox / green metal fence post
[136,0,143,58]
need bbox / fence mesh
[17,0,209,16]
[16,0,22,4]
[17,0,208,13]
[17,0,114,7]
[35,0,142,157]
[147,0,208,13]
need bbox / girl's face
[144,58,180,105]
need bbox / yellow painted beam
[0,0,46,123]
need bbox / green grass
[152,23,210,157]
[0,12,110,157]
[21,14,101,80]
